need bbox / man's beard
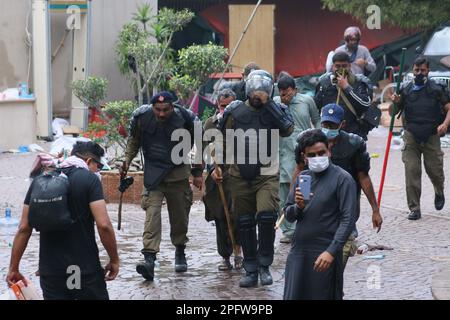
[249,97,263,108]
[347,42,358,52]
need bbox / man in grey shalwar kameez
[283,129,356,300]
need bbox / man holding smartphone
[283,129,356,300]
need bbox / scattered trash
[50,135,91,155]
[441,135,450,148]
[390,136,404,150]
[430,256,450,262]
[368,126,389,138]
[18,145,29,153]
[63,125,80,136]
[357,244,369,254]
[362,254,385,260]
[52,118,70,139]
[368,244,393,251]
[28,144,44,153]
[370,153,380,158]
[0,88,19,100]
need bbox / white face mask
[307,156,330,173]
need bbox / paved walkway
[1,130,450,299]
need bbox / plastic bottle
[0,208,19,247]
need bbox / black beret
[150,91,174,104]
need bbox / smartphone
[297,175,311,200]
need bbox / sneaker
[435,194,445,211]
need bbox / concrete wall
[0,0,31,92]
[0,0,157,117]
[90,0,158,103]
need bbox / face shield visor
[245,71,274,98]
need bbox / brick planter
[101,170,205,204]
[101,170,144,204]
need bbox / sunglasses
[91,158,104,170]
[76,153,103,170]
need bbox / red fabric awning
[200,0,414,77]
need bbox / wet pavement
[1,130,450,300]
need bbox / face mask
[307,156,330,173]
[321,128,340,140]
[414,73,427,85]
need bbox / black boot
[435,193,445,211]
[238,214,258,288]
[408,210,421,220]
[136,252,156,281]
[259,266,273,285]
[239,271,258,287]
[257,211,277,265]
[175,245,187,272]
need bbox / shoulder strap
[339,89,360,120]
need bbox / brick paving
[1,131,450,300]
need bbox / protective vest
[403,81,444,143]
[139,106,194,189]
[229,102,276,180]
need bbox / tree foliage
[169,43,227,100]
[116,4,194,105]
[71,76,108,109]
[321,0,450,29]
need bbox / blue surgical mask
[321,127,340,140]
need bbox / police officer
[392,57,450,220]
[123,91,203,281]
[213,70,294,287]
[315,52,373,140]
[232,62,260,101]
[293,104,383,267]
[203,88,243,270]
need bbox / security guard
[123,91,203,281]
[392,57,450,220]
[315,52,372,140]
[213,70,294,287]
[319,103,382,266]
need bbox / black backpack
[28,169,74,232]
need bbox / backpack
[28,169,74,232]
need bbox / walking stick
[275,212,285,230]
[210,152,240,259]
[377,48,407,206]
